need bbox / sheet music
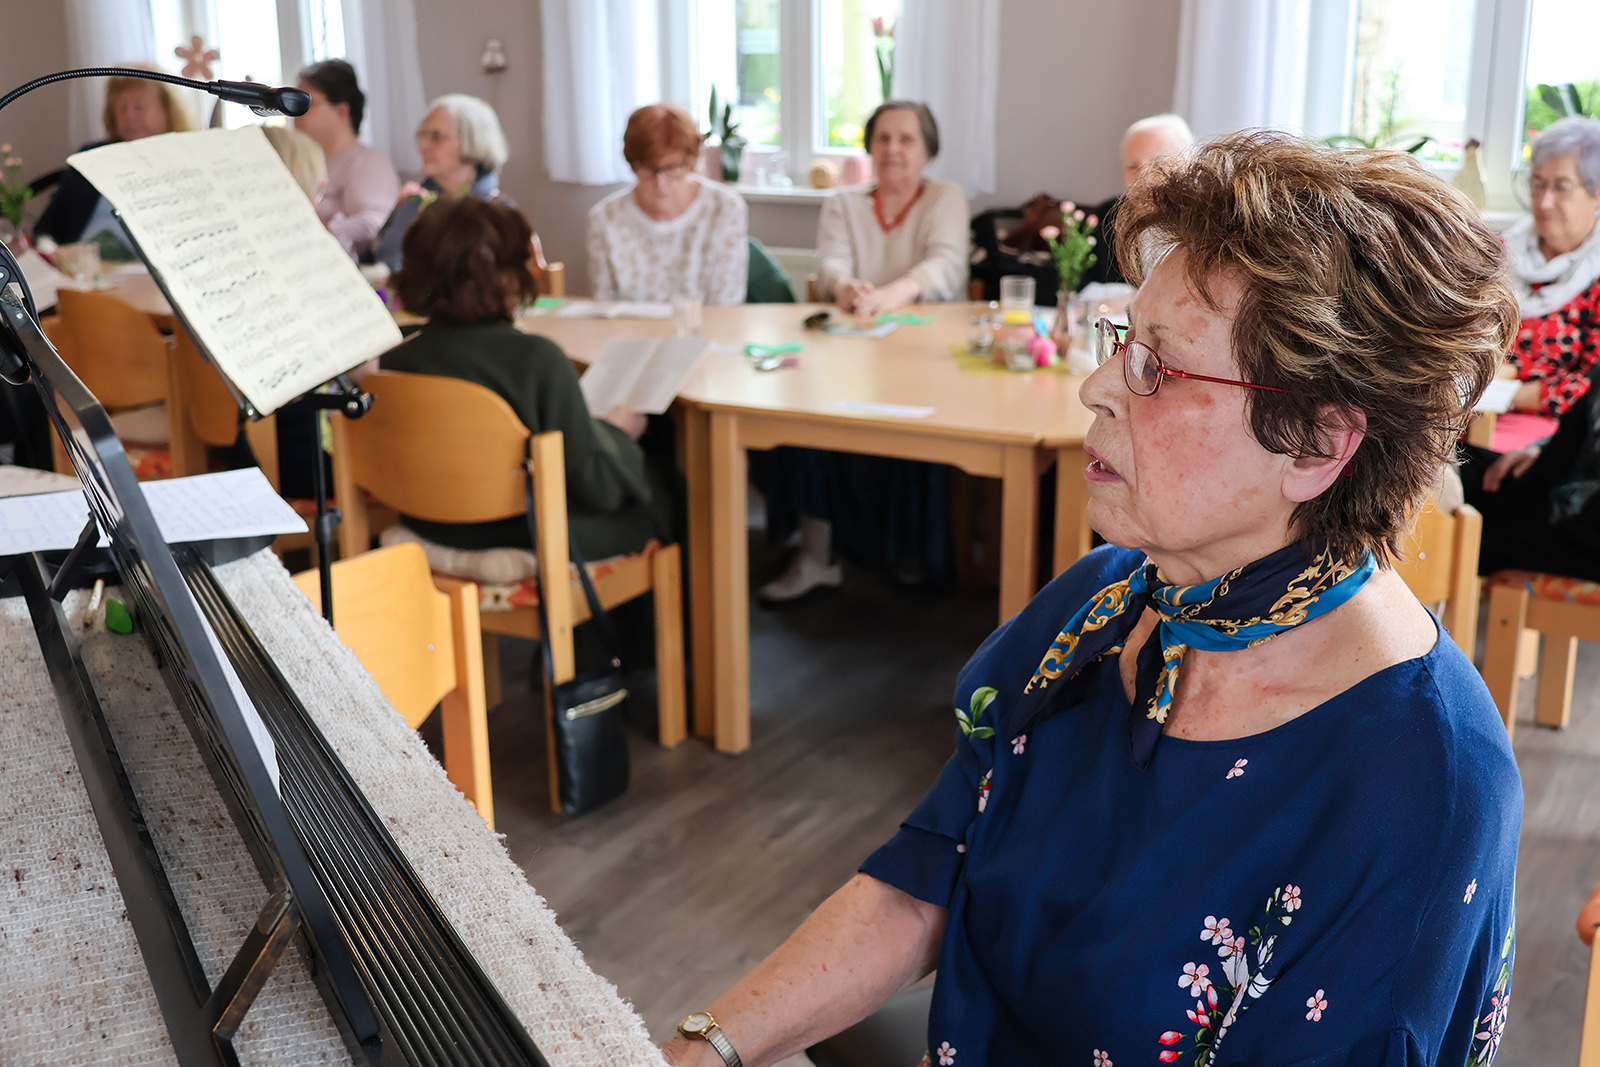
[0,468,308,554]
[579,337,709,415]
[68,128,401,415]
[554,300,673,320]
[1474,378,1521,414]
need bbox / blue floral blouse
[862,546,1522,1066]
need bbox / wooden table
[525,303,1094,754]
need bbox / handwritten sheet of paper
[1474,378,1521,414]
[67,128,401,416]
[579,338,710,415]
[832,400,935,418]
[0,468,308,555]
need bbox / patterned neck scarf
[1014,541,1376,770]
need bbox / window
[692,0,903,184]
[148,0,345,129]
[1328,0,1595,212]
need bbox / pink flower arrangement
[0,146,33,229]
[1043,201,1099,295]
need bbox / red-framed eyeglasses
[1095,318,1289,397]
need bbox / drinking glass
[998,275,1036,327]
[672,295,702,338]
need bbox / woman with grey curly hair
[1463,115,1600,580]
[662,131,1521,1067]
[370,93,518,271]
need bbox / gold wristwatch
[678,1011,742,1067]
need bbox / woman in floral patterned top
[660,134,1522,1067]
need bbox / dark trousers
[1460,389,1600,582]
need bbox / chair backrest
[52,288,171,409]
[53,287,171,408]
[1393,500,1482,658]
[291,542,457,728]
[529,232,566,298]
[747,236,797,304]
[166,326,242,476]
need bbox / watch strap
[702,1024,742,1067]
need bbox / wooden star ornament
[174,36,220,81]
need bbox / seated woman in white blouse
[815,101,969,316]
[587,104,748,305]
[761,102,971,602]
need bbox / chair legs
[1535,634,1578,730]
[1482,583,1527,743]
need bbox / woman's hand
[1482,446,1540,493]
[604,406,648,439]
[834,278,873,314]
[1579,879,1600,947]
[851,277,921,319]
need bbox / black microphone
[0,67,310,119]
[208,80,311,118]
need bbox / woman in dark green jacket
[383,195,672,560]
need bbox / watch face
[681,1012,712,1034]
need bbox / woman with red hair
[586,103,747,305]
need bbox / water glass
[999,275,1035,327]
[672,295,702,338]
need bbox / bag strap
[523,436,623,672]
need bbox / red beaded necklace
[871,182,925,233]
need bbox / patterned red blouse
[1511,274,1600,416]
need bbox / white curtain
[891,0,1000,198]
[1173,0,1317,140]
[341,0,429,176]
[63,0,158,148]
[541,0,662,185]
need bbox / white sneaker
[758,554,843,603]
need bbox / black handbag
[524,447,630,816]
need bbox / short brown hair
[623,104,703,169]
[1115,130,1518,564]
[394,197,537,325]
[102,64,198,140]
[863,101,939,158]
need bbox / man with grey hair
[1082,113,1196,284]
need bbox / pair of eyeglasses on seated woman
[1094,317,1289,396]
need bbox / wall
[412,0,1182,297]
[0,2,75,187]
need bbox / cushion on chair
[1488,569,1600,607]
[124,444,173,480]
[378,524,652,613]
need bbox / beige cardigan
[814,179,970,302]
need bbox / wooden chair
[1391,500,1482,659]
[329,371,686,812]
[529,233,565,298]
[291,542,495,828]
[1482,570,1600,743]
[1582,880,1600,1067]
[165,325,316,558]
[46,288,173,476]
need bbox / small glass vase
[0,217,25,254]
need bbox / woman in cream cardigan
[762,102,969,602]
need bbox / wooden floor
[447,543,1600,1065]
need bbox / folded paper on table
[579,337,710,415]
[554,300,673,320]
[1474,378,1521,415]
[833,400,935,418]
[0,468,308,555]
[14,248,63,311]
[822,319,898,339]
[67,127,402,416]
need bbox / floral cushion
[1488,569,1600,608]
[378,523,652,613]
[124,444,172,481]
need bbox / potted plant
[0,145,33,250]
[1041,203,1099,356]
[707,87,746,183]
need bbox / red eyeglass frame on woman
[1095,317,1290,396]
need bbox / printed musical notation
[69,128,401,416]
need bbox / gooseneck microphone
[0,67,310,118]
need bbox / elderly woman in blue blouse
[370,94,517,271]
[663,133,1522,1067]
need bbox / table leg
[708,411,751,754]
[998,443,1039,624]
[1053,445,1092,578]
[681,408,715,739]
